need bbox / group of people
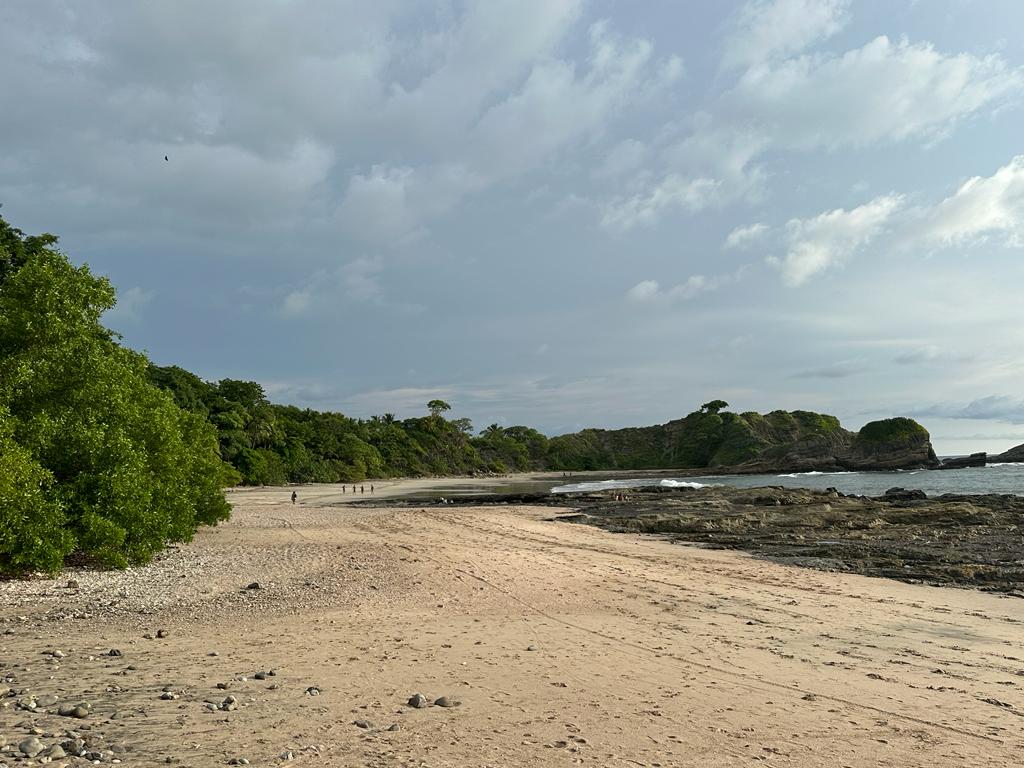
[289,483,375,505]
[341,484,373,494]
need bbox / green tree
[0,216,232,572]
[427,399,452,418]
[700,400,729,414]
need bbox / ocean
[551,462,1024,497]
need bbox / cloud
[626,269,746,302]
[280,256,386,316]
[769,154,1024,287]
[772,193,903,285]
[892,346,942,365]
[913,154,1024,248]
[724,222,769,249]
[911,395,1024,424]
[723,0,850,69]
[601,175,720,233]
[792,360,865,379]
[726,35,1023,151]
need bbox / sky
[2,0,1024,454]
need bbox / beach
[3,481,1023,767]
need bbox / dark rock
[245,582,262,590]
[353,719,373,728]
[882,487,927,501]
[433,696,461,708]
[936,452,986,470]
[19,737,45,758]
[107,648,123,657]
[407,693,429,708]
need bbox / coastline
[2,481,1023,766]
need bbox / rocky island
[545,402,939,474]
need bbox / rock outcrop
[937,452,987,470]
[990,443,1024,463]
[545,409,939,474]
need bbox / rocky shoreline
[546,485,1024,594]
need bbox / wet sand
[2,481,1023,766]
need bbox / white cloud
[727,35,1023,150]
[281,290,312,317]
[626,280,661,302]
[773,193,903,285]
[723,0,850,69]
[601,175,720,233]
[724,222,769,249]
[626,270,745,302]
[915,155,1024,247]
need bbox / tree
[700,400,729,414]
[0,216,232,573]
[427,399,451,418]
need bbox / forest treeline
[147,366,553,484]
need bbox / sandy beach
[3,481,1023,767]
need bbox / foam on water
[551,462,1024,497]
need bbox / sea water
[551,462,1024,497]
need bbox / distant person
[370,484,374,493]
[360,485,365,494]
[291,490,297,505]
[342,485,346,493]
[353,485,356,494]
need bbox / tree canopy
[0,216,232,574]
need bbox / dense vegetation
[147,365,552,484]
[0,218,232,575]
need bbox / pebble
[156,629,169,638]
[353,719,373,729]
[220,695,238,711]
[305,686,320,696]
[159,692,178,701]
[526,645,538,651]
[51,650,66,659]
[227,758,250,765]
[279,750,294,761]
[407,693,429,709]
[18,737,44,758]
[57,702,91,718]
[246,582,262,591]
[433,696,461,708]
[107,649,123,657]
[387,723,400,732]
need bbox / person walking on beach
[291,490,297,505]
[360,485,365,494]
[370,484,374,493]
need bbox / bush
[0,410,71,574]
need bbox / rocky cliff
[990,443,1024,463]
[545,407,938,473]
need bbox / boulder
[936,452,986,470]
